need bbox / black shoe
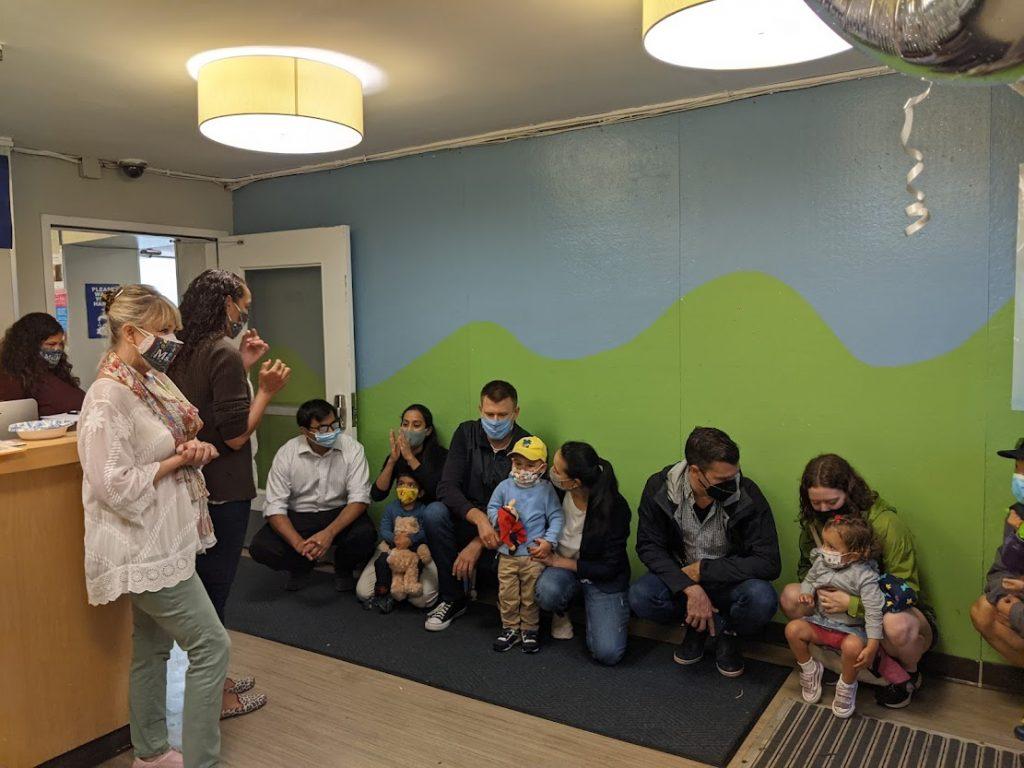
[822,668,840,686]
[424,599,468,631]
[362,595,380,611]
[875,670,923,709]
[673,628,708,665]
[285,570,313,591]
[521,629,540,654]
[334,573,355,593]
[493,627,521,652]
[1014,721,1024,742]
[377,595,396,614]
[715,631,745,678]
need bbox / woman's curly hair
[0,312,79,392]
[798,453,878,527]
[171,269,246,369]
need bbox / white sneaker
[551,612,574,640]
[832,678,858,719]
[798,659,823,704]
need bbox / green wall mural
[356,271,1024,662]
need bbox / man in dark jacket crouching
[629,426,780,677]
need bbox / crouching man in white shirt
[249,398,377,592]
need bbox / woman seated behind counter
[0,312,85,415]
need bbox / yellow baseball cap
[509,436,547,463]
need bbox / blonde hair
[101,284,181,345]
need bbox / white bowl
[8,419,75,441]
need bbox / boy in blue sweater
[487,436,563,653]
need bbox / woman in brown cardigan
[169,269,290,718]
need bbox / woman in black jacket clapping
[533,441,632,665]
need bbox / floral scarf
[98,350,215,547]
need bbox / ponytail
[560,442,620,535]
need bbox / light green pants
[129,573,230,768]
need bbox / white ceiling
[0,0,874,179]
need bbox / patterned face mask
[135,330,183,373]
[511,467,543,488]
[40,348,63,368]
[396,487,419,505]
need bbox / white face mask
[511,467,543,488]
[820,547,847,570]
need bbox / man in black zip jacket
[628,426,780,677]
[420,379,529,632]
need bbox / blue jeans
[628,571,778,636]
[535,567,630,666]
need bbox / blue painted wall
[235,75,1024,388]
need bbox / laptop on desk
[0,398,39,437]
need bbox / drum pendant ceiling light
[189,49,365,154]
[642,0,852,70]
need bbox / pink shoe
[132,749,184,768]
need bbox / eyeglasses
[308,422,339,434]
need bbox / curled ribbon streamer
[901,82,932,237]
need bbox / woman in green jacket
[780,454,935,709]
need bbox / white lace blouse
[78,376,205,605]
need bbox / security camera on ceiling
[117,159,148,179]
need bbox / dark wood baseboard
[37,725,130,768]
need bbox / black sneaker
[334,573,355,593]
[715,631,745,678]
[493,627,521,652]
[1014,719,1024,742]
[362,595,380,611]
[424,599,468,632]
[521,629,540,654]
[377,595,396,614]
[875,670,923,709]
[285,570,313,591]
[673,628,708,665]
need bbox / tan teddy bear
[386,516,433,601]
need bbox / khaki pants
[498,554,545,631]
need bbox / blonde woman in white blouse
[79,285,261,768]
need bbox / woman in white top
[533,441,633,665]
[79,285,260,768]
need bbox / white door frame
[38,214,226,315]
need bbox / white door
[217,226,357,493]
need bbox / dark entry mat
[751,700,1024,768]
[227,558,790,766]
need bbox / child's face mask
[511,466,544,488]
[396,487,419,505]
[820,547,849,570]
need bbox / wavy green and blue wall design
[235,75,1024,662]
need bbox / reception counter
[0,436,132,767]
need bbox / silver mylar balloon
[803,0,1024,84]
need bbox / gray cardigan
[984,516,1024,636]
[801,549,885,640]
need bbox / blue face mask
[481,416,513,441]
[1012,474,1024,504]
[312,428,341,447]
[40,348,63,368]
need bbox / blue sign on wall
[86,283,119,339]
[0,155,11,250]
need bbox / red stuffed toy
[497,499,527,553]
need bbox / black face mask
[701,470,739,503]
[816,504,850,520]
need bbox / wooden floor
[98,628,1024,768]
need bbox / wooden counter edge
[0,434,79,476]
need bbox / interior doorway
[48,225,218,387]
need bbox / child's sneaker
[551,612,574,640]
[798,658,824,704]
[1014,715,1024,741]
[832,678,858,719]
[493,627,521,652]
[377,595,396,614]
[521,629,540,654]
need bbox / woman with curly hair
[0,312,85,414]
[779,453,937,710]
[168,269,289,720]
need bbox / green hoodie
[797,497,924,618]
